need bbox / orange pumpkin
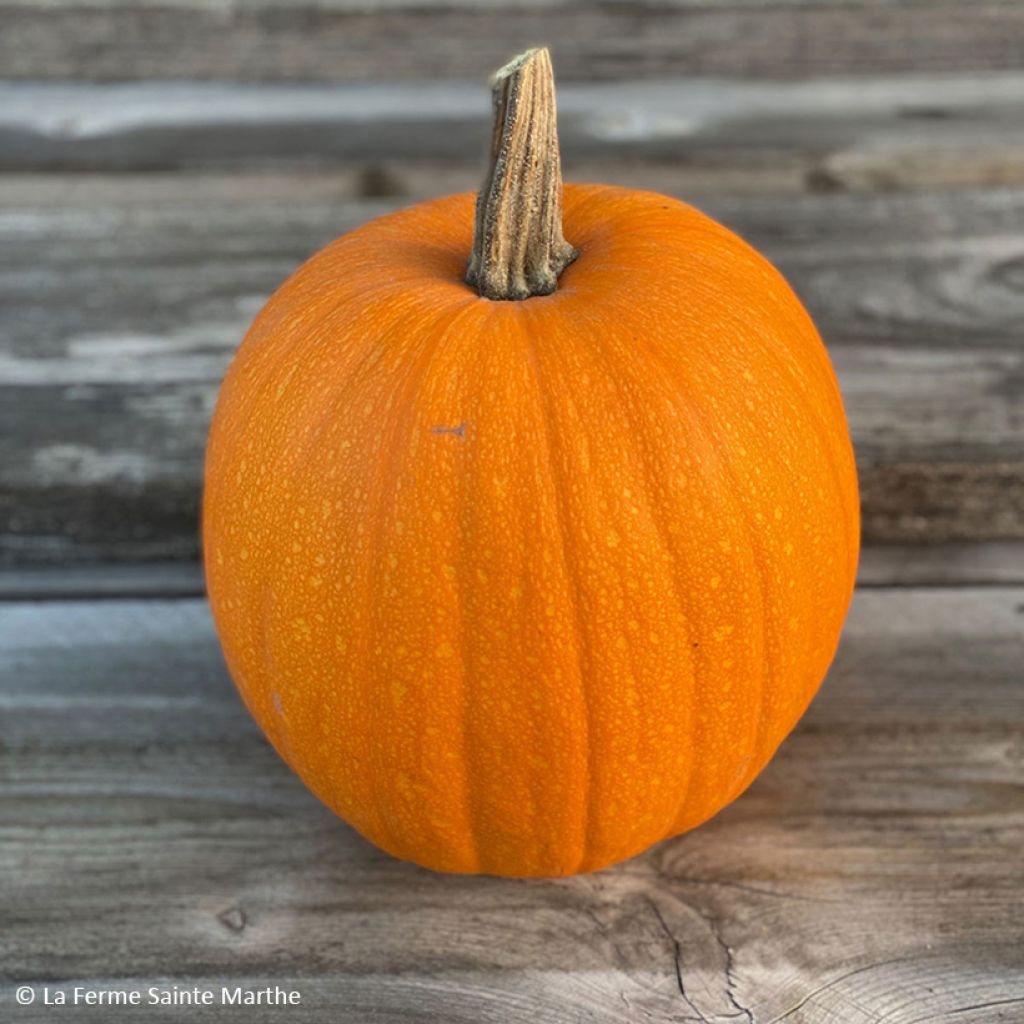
[204,49,858,877]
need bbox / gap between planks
[2,74,1024,191]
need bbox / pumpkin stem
[466,47,578,301]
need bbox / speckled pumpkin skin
[204,185,859,877]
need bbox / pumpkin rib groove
[760,333,859,643]
[683,408,771,809]
[358,313,435,859]
[608,297,772,820]
[714,250,860,600]
[603,348,705,834]
[522,307,594,875]
[669,388,769,819]
[205,282,351,755]
[247,295,403,800]
[547,304,659,865]
[718,457,773,796]
[627,377,713,839]
[440,454,479,873]
[360,298,472,865]
[610,238,851,793]
[448,521,483,873]
[730,289,860,654]
[398,299,489,871]
[602,189,860,614]
[671,334,776,788]
[741,292,860,604]
[711,321,853,774]
[306,290,447,843]
[568,302,703,853]
[437,303,500,874]
[255,583,282,750]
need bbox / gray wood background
[1,1,1022,1021]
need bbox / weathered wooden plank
[0,0,976,8]
[2,180,1022,563]
[857,542,1024,587]
[3,74,1024,185]
[6,177,1023,353]
[4,1,1024,83]
[0,562,207,600]
[861,463,1024,543]
[1,587,1022,1022]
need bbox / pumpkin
[204,48,859,877]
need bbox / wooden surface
[4,176,1024,563]
[3,0,1024,1019]
[3,40,1024,562]
[6,73,1024,175]
[3,565,1023,1022]
[5,0,1024,83]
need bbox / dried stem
[465,48,578,301]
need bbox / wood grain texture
[1,586,1022,1021]
[2,177,1023,563]
[3,1,1024,83]
[0,562,207,600]
[4,74,1024,183]
[857,542,1024,587]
